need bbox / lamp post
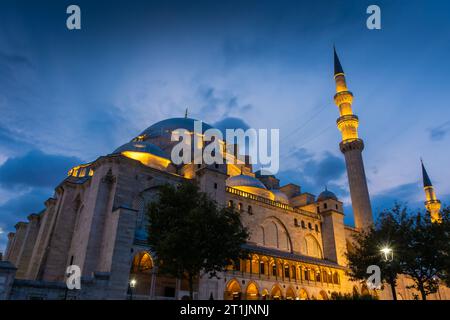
[380,246,396,300]
[380,247,393,262]
[128,279,137,300]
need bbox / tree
[398,208,449,300]
[147,181,249,299]
[346,205,404,300]
[347,204,450,300]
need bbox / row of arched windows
[294,218,320,233]
[228,200,253,215]
[227,255,340,285]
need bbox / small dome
[226,174,267,189]
[113,141,168,159]
[271,189,289,204]
[317,188,338,201]
[140,117,214,138]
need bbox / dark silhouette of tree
[147,181,249,299]
[347,205,404,300]
[347,204,450,300]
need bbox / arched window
[228,200,234,208]
[260,218,291,252]
[224,280,242,300]
[322,270,328,283]
[304,235,323,258]
[333,272,340,284]
[315,224,319,232]
[248,205,253,215]
[259,260,266,275]
[315,270,321,282]
[284,265,290,279]
[238,203,243,212]
[130,252,154,296]
[131,252,153,273]
[308,222,312,229]
[286,287,296,300]
[271,285,283,300]
[291,265,296,280]
[294,218,298,227]
[246,282,259,300]
[298,288,309,300]
[301,221,306,228]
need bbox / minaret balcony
[334,91,353,106]
[336,114,359,130]
[339,138,364,153]
[425,199,441,210]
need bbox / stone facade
[0,53,448,300]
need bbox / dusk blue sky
[1,0,450,251]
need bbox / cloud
[303,151,346,188]
[371,182,421,215]
[0,150,81,189]
[0,125,36,158]
[0,51,32,68]
[0,187,51,252]
[277,148,347,198]
[429,120,450,141]
[213,117,250,134]
[197,85,253,119]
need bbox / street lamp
[380,247,393,262]
[380,246,396,300]
[128,279,137,300]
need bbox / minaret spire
[421,159,441,223]
[185,108,188,118]
[332,47,373,230]
[334,45,344,76]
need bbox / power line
[279,124,335,159]
[279,104,328,145]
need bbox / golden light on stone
[121,151,171,169]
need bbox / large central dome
[139,117,215,138]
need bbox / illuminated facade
[1,50,448,301]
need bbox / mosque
[0,49,447,300]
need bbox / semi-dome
[226,174,275,201]
[113,141,169,159]
[112,141,171,170]
[226,174,267,189]
[139,117,214,138]
[317,188,338,201]
[271,189,289,204]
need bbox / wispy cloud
[429,120,450,141]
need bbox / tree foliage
[147,181,249,299]
[347,204,450,300]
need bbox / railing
[224,270,340,287]
[226,187,320,219]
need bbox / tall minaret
[333,47,373,230]
[421,160,442,223]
